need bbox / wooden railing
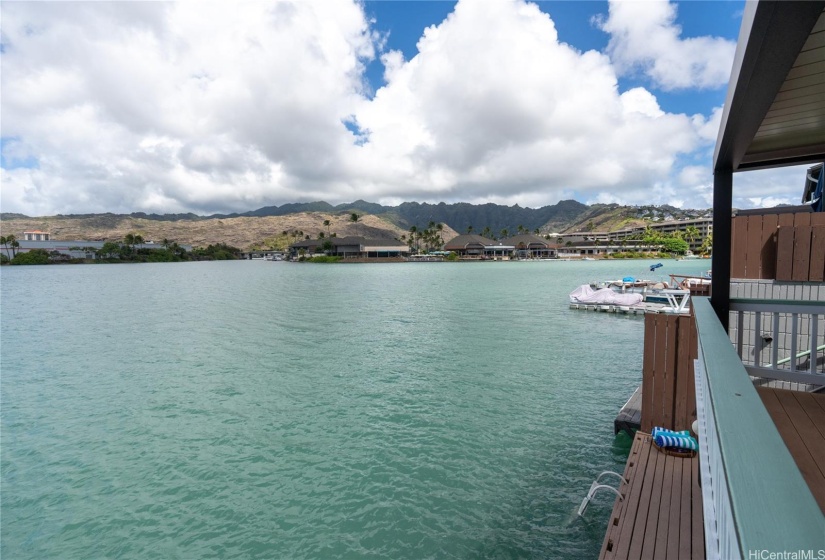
[640,314,697,432]
[693,298,825,558]
[729,298,825,386]
[731,210,825,280]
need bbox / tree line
[0,234,243,265]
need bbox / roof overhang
[714,1,825,173]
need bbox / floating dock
[568,302,688,315]
[614,386,642,437]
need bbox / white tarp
[569,284,644,306]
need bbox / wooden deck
[757,388,825,514]
[614,386,642,437]
[599,432,704,560]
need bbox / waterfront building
[442,234,495,259]
[557,240,660,259]
[441,233,556,260]
[558,216,713,253]
[10,239,192,259]
[499,234,557,259]
[288,236,408,258]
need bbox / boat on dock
[569,284,691,315]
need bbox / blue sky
[364,1,739,115]
[0,0,808,215]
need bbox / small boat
[590,278,670,303]
[677,250,701,261]
[569,284,691,314]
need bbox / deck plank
[666,458,683,560]
[794,392,825,440]
[600,433,703,560]
[612,434,654,559]
[690,457,704,558]
[653,445,674,559]
[628,448,665,558]
[599,433,650,558]
[678,452,693,560]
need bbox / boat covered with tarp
[569,284,644,306]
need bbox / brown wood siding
[641,314,697,432]
[732,211,825,281]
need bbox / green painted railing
[729,298,824,385]
[693,297,825,558]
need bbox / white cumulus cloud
[0,0,740,216]
[598,0,736,91]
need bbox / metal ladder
[577,471,627,517]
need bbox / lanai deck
[598,432,704,560]
[757,387,825,514]
[599,389,825,560]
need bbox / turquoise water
[1,259,710,559]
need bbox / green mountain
[0,199,711,238]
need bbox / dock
[568,302,690,315]
[614,386,642,437]
[599,432,704,560]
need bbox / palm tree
[0,236,8,259]
[124,233,143,257]
[482,226,492,239]
[699,233,713,256]
[466,225,474,234]
[684,225,700,251]
[436,223,444,245]
[124,233,135,254]
[500,228,509,239]
[350,213,360,237]
[323,219,331,236]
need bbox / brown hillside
[0,213,460,251]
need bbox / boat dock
[568,302,688,315]
[569,289,692,316]
[614,386,642,437]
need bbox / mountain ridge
[1,200,712,250]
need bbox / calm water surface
[1,259,710,559]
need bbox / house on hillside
[23,231,51,241]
